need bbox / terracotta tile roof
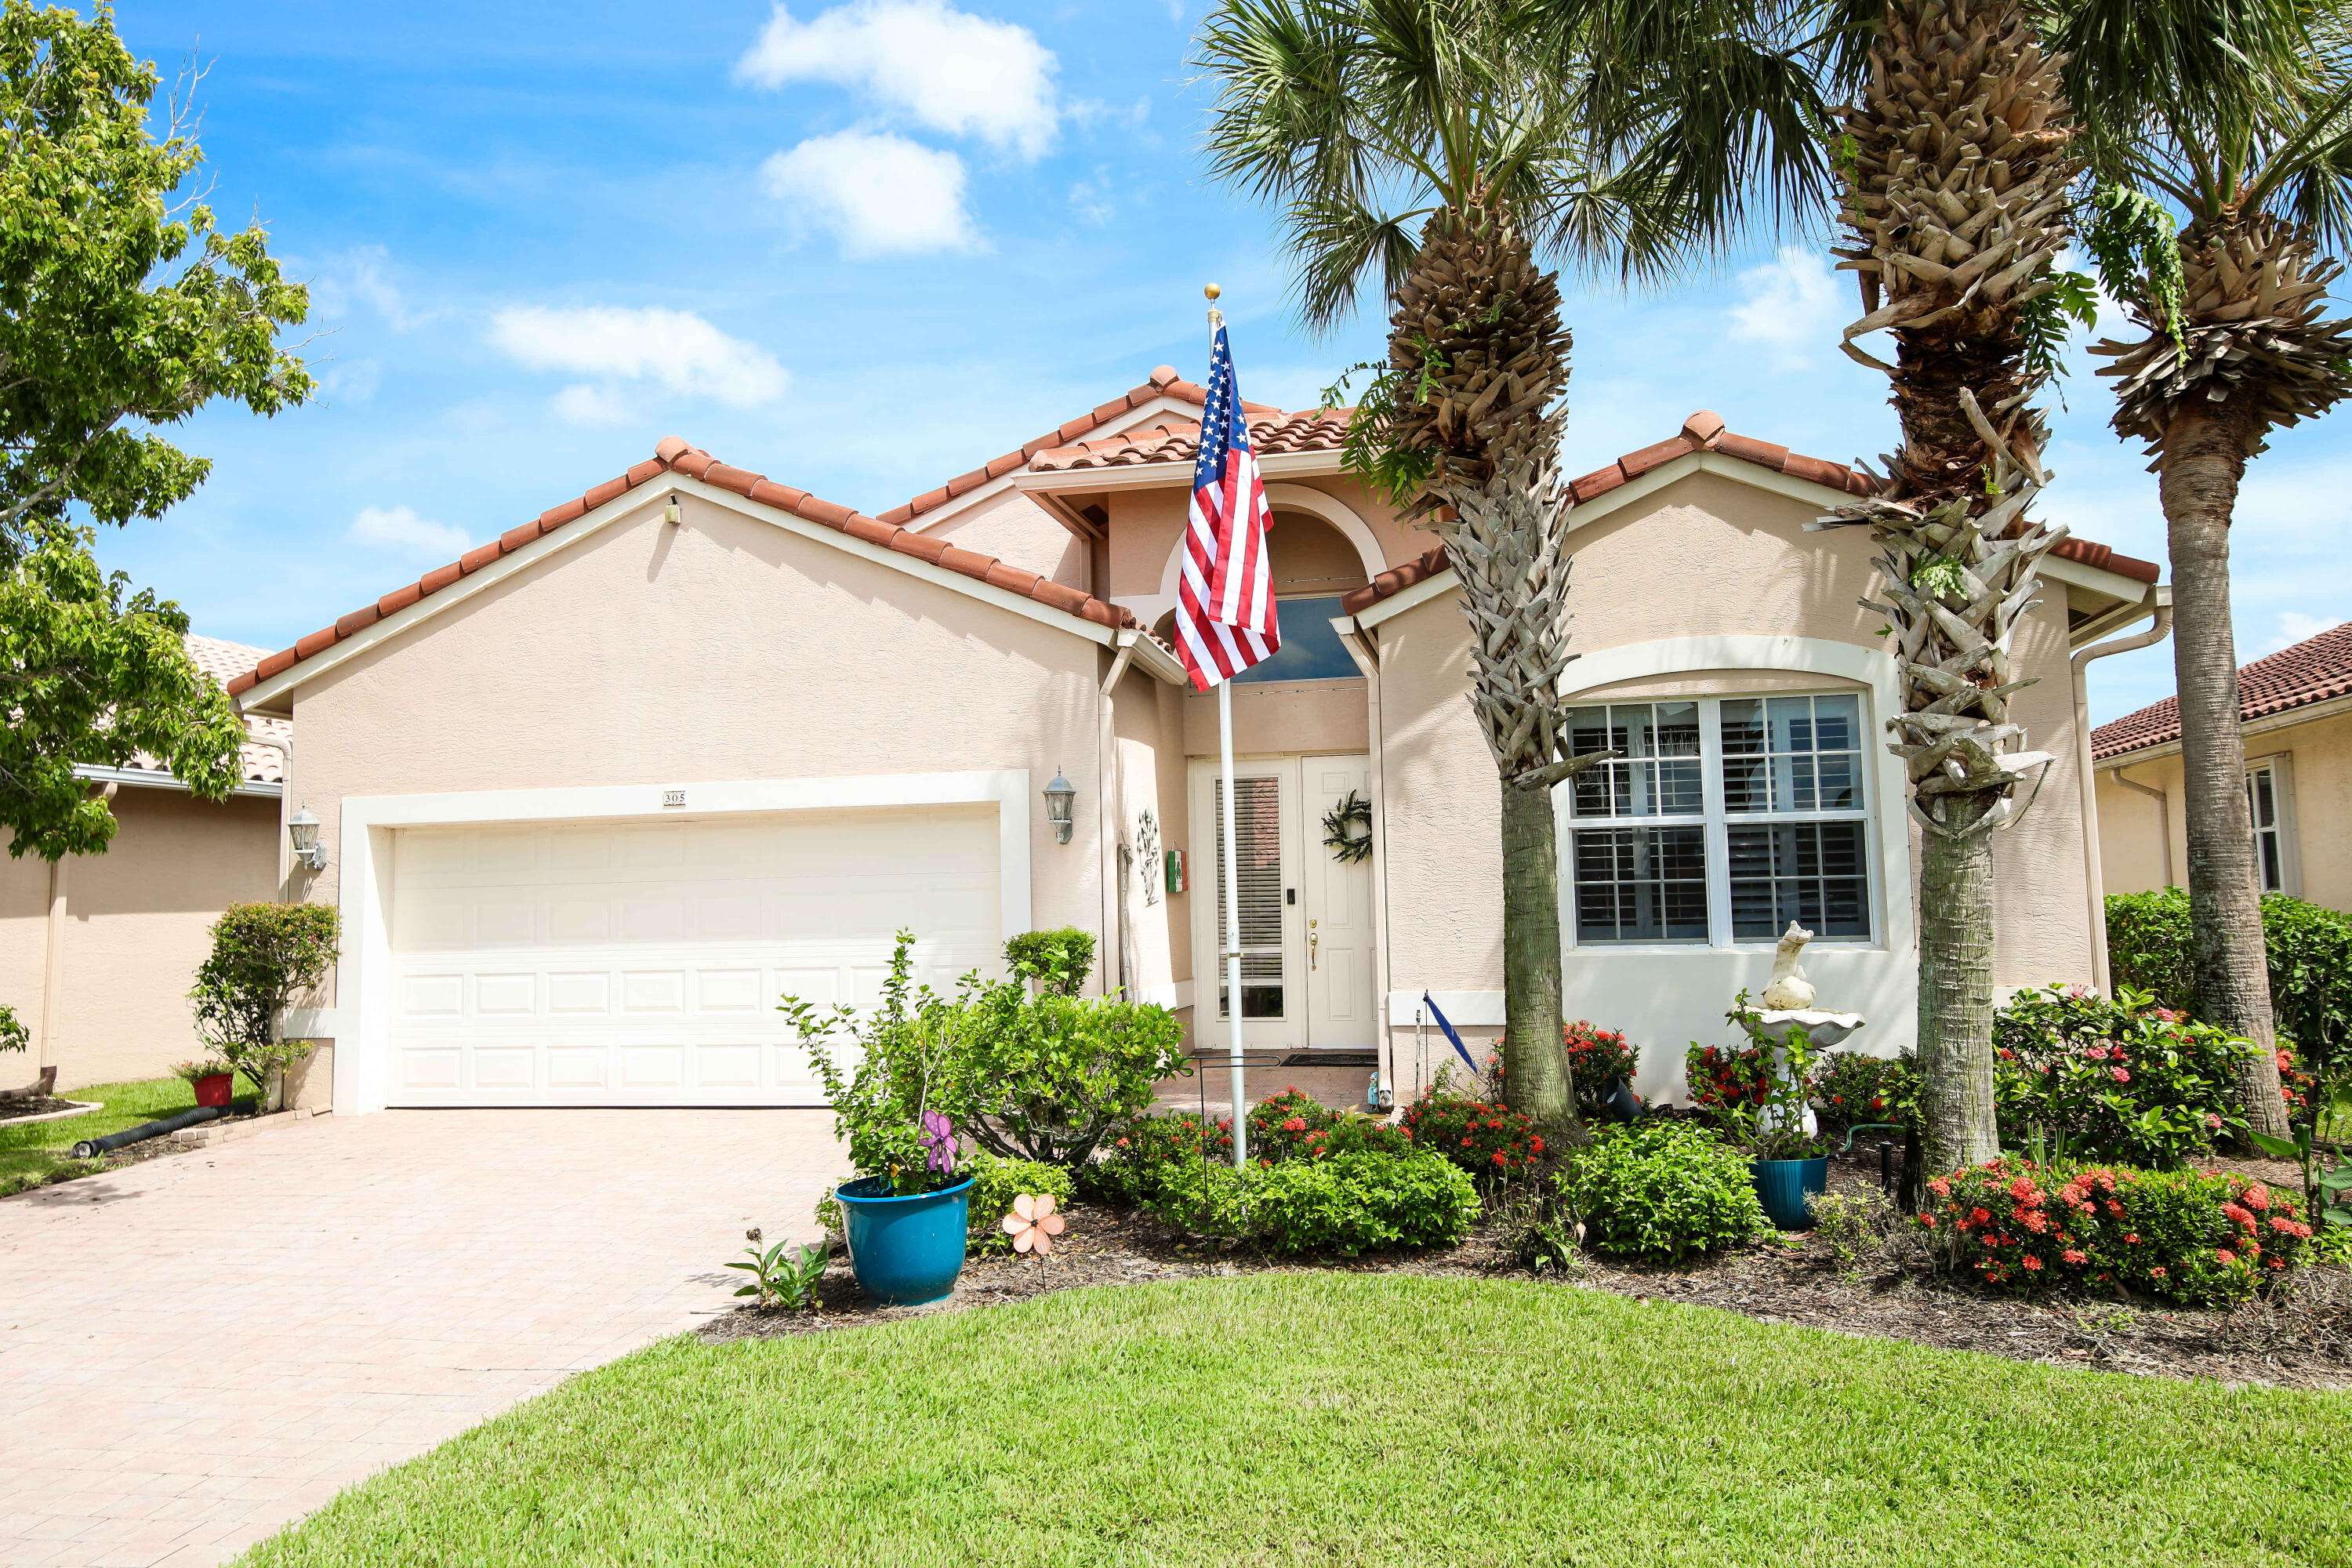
[222,439,1147,702]
[2093,619,2352,761]
[1029,408,1352,471]
[1339,411,2162,615]
[101,636,292,786]
[877,364,1279,525]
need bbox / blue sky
[102,0,2350,725]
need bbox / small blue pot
[1750,1157,1828,1231]
[836,1174,974,1305]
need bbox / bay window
[1565,691,1877,947]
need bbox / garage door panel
[385,805,1002,1106]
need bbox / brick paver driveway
[0,1109,842,1567]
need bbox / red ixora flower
[2150,1265,2167,1277]
[2062,1249,2087,1265]
[2241,1183,2270,1211]
[2022,1255,2043,1271]
[2216,1250,2238,1265]
[2110,1067,2131,1083]
[1282,1117,1307,1134]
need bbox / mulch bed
[702,1144,2352,1392]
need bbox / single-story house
[2095,619,2352,912]
[2,637,291,1092]
[216,366,2168,1112]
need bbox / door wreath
[1320,789,1373,865]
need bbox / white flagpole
[1207,283,1248,1170]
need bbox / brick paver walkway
[0,1109,841,1567]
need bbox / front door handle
[1308,917,1319,971]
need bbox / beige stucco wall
[1367,466,2097,1095]
[1105,477,1417,603]
[283,490,1141,1025]
[1182,678,1370,759]
[912,486,1090,591]
[0,788,281,1091]
[2096,706,2352,913]
[1110,666,1193,1033]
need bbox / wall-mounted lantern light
[663,493,682,526]
[288,807,327,871]
[1044,768,1076,845]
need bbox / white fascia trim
[1018,448,1346,496]
[2043,551,2166,614]
[1351,561,1458,630]
[330,768,1035,1115]
[905,395,1216,533]
[1119,627,1191,687]
[238,474,1131,716]
[72,764,283,799]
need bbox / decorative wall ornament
[1320,789,1373,865]
[1136,808,1161,904]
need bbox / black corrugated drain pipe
[71,1105,227,1160]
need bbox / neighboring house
[2094,619,2352,912]
[219,368,2165,1110]
[1,637,290,1091]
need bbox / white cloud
[1727,248,1846,368]
[2259,610,2343,655]
[736,1,1058,159]
[311,247,424,332]
[552,383,634,425]
[318,358,383,404]
[486,306,790,406]
[762,132,979,256]
[347,505,472,557]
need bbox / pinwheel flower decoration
[1000,1193,1067,1255]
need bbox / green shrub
[1002,927,1097,997]
[782,931,968,1193]
[1683,1039,1770,1117]
[945,984,1187,1167]
[0,1001,26,1056]
[1992,985,2252,1168]
[1246,1087,1334,1161]
[188,901,338,1097]
[966,1152,1077,1254]
[1295,1111,1414,1162]
[1400,1089,1542,1179]
[1559,1120,1771,1261]
[2107,888,2352,1073]
[1812,1048,1917,1131]
[1563,1021,1638,1109]
[1079,1112,1233,1207]
[1142,1148,1479,1256]
[1917,1159,2315,1305]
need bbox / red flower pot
[193,1073,233,1108]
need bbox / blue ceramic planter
[1750,1156,1828,1231]
[836,1174,974,1305]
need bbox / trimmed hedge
[2107,889,2352,1071]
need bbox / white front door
[382,805,1001,1106]
[1301,754,1377,1048]
[1189,753,1376,1052]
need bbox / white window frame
[1563,691,1880,950]
[2245,753,2303,898]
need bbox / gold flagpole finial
[1204,281,1223,333]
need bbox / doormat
[1280,1052,1378,1068]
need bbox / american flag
[1174,325,1279,692]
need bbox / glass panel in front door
[1214,775,1285,1019]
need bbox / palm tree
[1814,0,2084,1172]
[2053,0,2350,1139]
[1196,0,1831,1134]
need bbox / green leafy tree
[1196,0,1831,1138]
[2052,0,2350,1138]
[188,902,339,1096]
[1,0,310,860]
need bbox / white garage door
[384,806,1001,1106]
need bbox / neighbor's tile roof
[220,437,1146,701]
[102,635,292,785]
[2093,619,2352,761]
[1338,410,2162,615]
[877,364,1279,526]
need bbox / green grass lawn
[238,1273,2349,1568]
[0,1073,256,1196]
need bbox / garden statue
[1760,922,1816,1010]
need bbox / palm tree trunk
[2158,400,2290,1138]
[1499,778,1570,1129]
[1917,795,2001,1173]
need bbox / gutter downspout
[2070,587,2172,993]
[38,781,118,1080]
[1098,634,1138,999]
[1333,615,1392,1103]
